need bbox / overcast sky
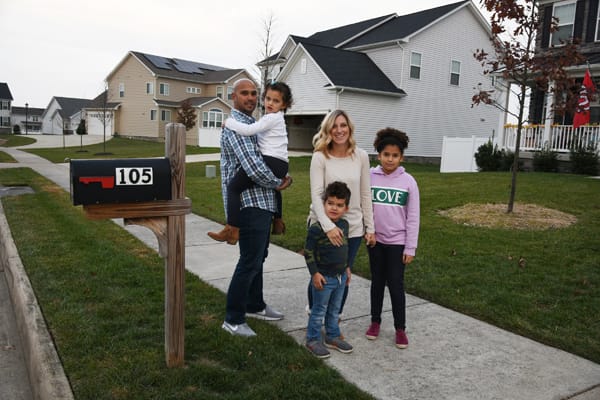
[1,0,488,108]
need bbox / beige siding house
[105,51,256,146]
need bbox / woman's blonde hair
[312,109,356,157]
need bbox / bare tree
[472,0,584,212]
[256,12,278,115]
[91,84,113,155]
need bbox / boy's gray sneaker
[222,321,256,337]
[246,304,284,321]
[306,340,330,359]
[325,336,353,353]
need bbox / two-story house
[11,105,44,134]
[259,0,505,160]
[105,51,256,146]
[509,0,600,153]
[0,83,13,134]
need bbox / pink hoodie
[370,165,420,256]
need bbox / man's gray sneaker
[222,321,256,337]
[306,340,330,359]
[325,336,353,353]
[246,304,284,321]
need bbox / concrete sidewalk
[1,137,600,399]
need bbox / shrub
[13,124,21,134]
[474,140,502,171]
[499,148,522,171]
[570,145,599,175]
[533,146,559,172]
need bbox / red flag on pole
[573,69,595,129]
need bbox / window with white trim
[119,83,125,98]
[150,110,157,121]
[186,86,200,94]
[227,86,233,100]
[216,86,223,99]
[161,110,171,122]
[159,83,170,96]
[410,52,422,80]
[146,82,154,95]
[202,108,226,128]
[551,1,576,46]
[450,60,461,86]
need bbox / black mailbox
[70,158,172,205]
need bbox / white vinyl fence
[440,136,488,173]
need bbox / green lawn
[1,138,599,398]
[187,157,600,364]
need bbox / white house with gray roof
[262,0,506,160]
[41,96,93,135]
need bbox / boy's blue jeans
[306,273,347,341]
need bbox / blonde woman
[305,109,375,328]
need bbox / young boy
[304,181,354,359]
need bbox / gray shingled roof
[11,106,45,116]
[54,97,93,118]
[306,14,396,48]
[343,1,470,48]
[86,91,120,109]
[302,43,405,95]
[154,96,223,108]
[0,83,13,100]
[131,51,244,84]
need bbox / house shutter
[541,5,553,48]
[530,89,545,124]
[574,0,585,41]
[586,0,599,43]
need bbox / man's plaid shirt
[219,109,282,217]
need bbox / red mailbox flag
[573,69,596,129]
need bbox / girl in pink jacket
[365,128,420,349]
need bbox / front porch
[502,124,600,153]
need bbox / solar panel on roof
[145,54,172,70]
[172,59,203,74]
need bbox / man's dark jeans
[225,207,273,324]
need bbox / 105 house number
[116,167,154,185]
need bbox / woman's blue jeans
[306,273,347,341]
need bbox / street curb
[0,202,74,400]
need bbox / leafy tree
[76,119,87,151]
[472,0,584,212]
[176,99,197,131]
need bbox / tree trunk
[508,83,528,213]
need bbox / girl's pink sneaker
[396,329,408,349]
[365,322,380,340]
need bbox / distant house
[0,82,13,134]
[104,50,257,146]
[11,105,44,134]
[506,0,600,154]
[41,97,93,135]
[259,0,505,159]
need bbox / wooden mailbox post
[70,123,190,367]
